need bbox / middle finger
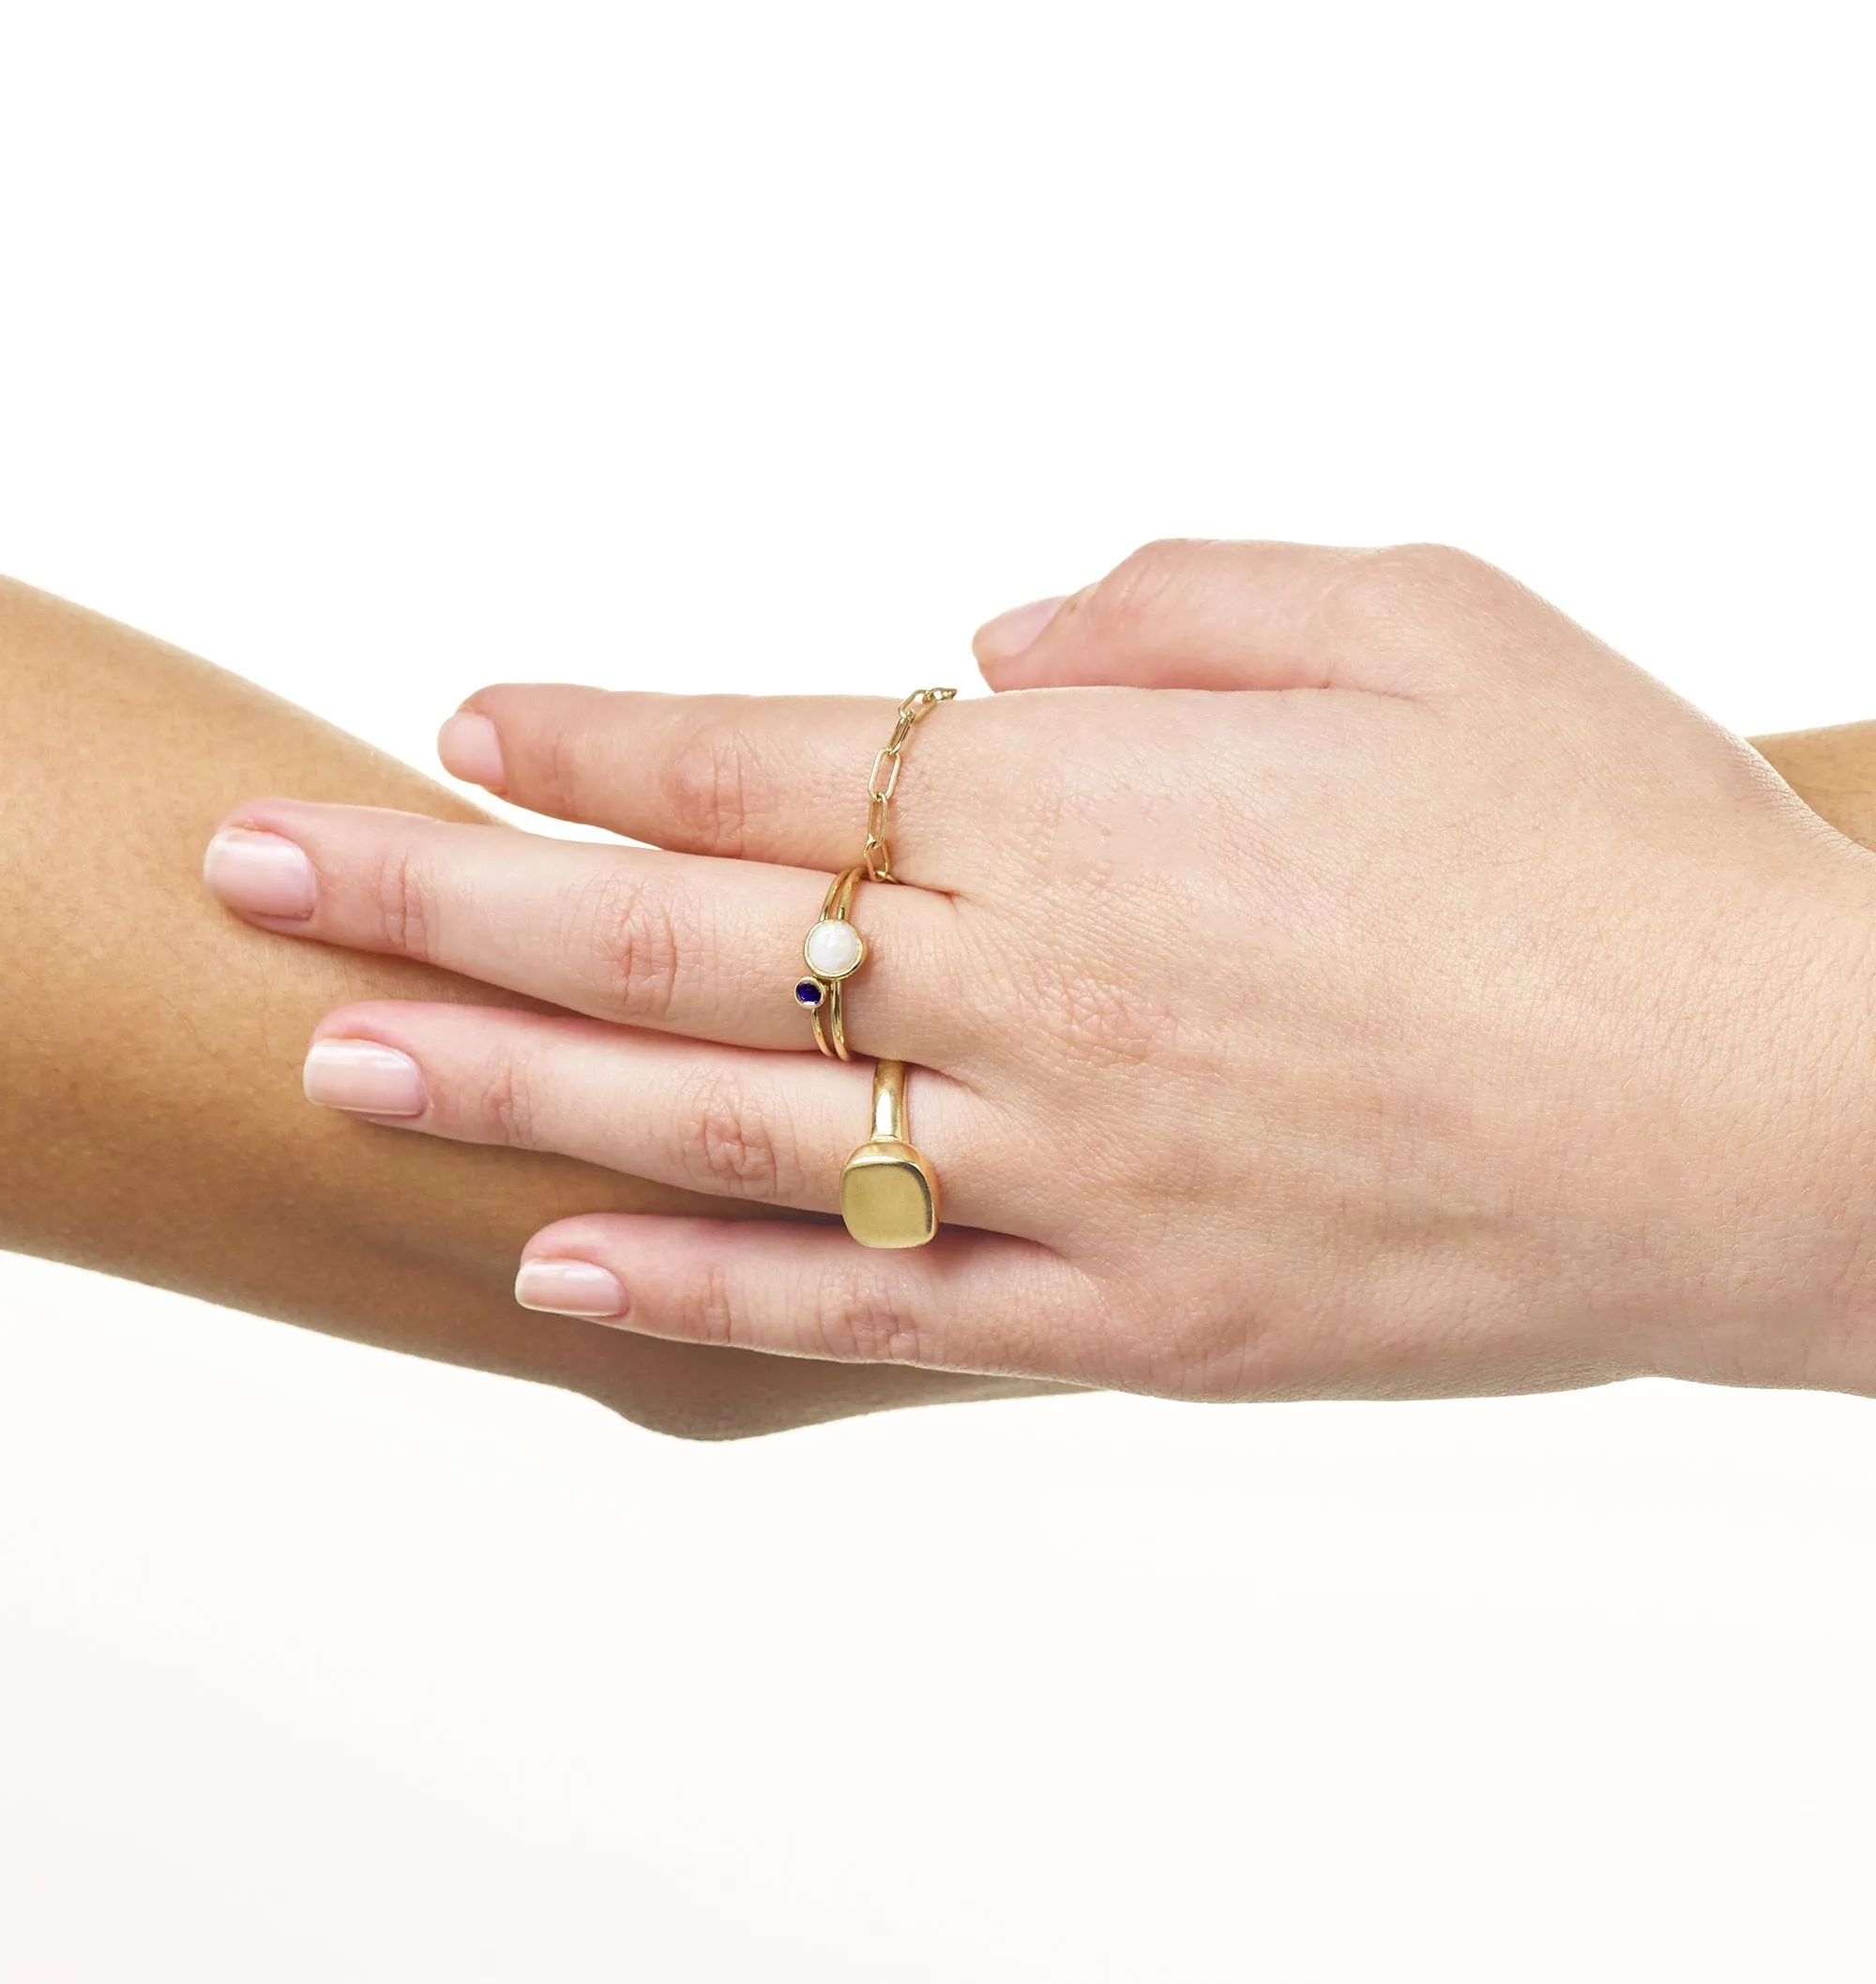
[204,799,965,1062]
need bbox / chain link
[862,687,955,882]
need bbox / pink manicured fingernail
[437,712,507,791]
[203,828,318,920]
[974,594,1069,666]
[515,1258,629,1320]
[303,1038,428,1117]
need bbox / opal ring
[794,863,870,1061]
[841,1057,940,1248]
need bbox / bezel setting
[802,916,867,982]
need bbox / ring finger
[205,799,964,1061]
[302,998,1021,1231]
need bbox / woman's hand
[205,541,1876,1400]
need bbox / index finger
[440,686,980,881]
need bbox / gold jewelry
[794,688,954,1240]
[793,689,955,1056]
[862,687,956,884]
[841,1057,940,1248]
[794,863,869,1061]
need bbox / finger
[303,1000,1016,1229]
[205,800,962,1060]
[438,686,981,876]
[509,1213,1103,1384]
[972,538,1445,696]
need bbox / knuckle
[686,1254,742,1349]
[1083,537,1204,639]
[371,842,435,961]
[1036,965,1180,1069]
[539,717,592,819]
[1343,541,1490,614]
[673,1074,800,1202]
[816,1269,929,1366]
[658,717,772,856]
[574,865,691,1023]
[976,889,1184,1071]
[1103,1281,1263,1402]
[1161,1312,1263,1401]
[1332,544,1533,688]
[474,1050,539,1146]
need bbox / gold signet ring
[840,1058,941,1249]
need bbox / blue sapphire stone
[794,977,825,1008]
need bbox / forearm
[0,580,1040,1436]
[2,582,1865,1435]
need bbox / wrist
[1658,853,1876,1394]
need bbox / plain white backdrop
[3,3,1873,1976]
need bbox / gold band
[840,1057,941,1248]
[795,863,870,1061]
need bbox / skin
[1754,719,1876,851]
[0,577,1049,1437]
[200,540,1876,1402]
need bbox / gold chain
[862,687,955,883]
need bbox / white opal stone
[804,917,865,979]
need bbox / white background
[2,3,1872,1977]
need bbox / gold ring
[813,686,955,1242]
[841,1057,940,1248]
[794,863,870,1061]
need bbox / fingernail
[303,1038,428,1117]
[438,712,507,792]
[515,1258,629,1320]
[974,595,1069,667]
[204,828,317,920]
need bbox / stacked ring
[794,863,870,1062]
[790,688,954,1248]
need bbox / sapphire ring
[794,863,870,1060]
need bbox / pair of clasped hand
[203,539,1876,1404]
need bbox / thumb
[972,538,1414,695]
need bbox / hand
[205,541,1876,1400]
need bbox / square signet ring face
[840,1059,940,1248]
[840,1137,941,1249]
